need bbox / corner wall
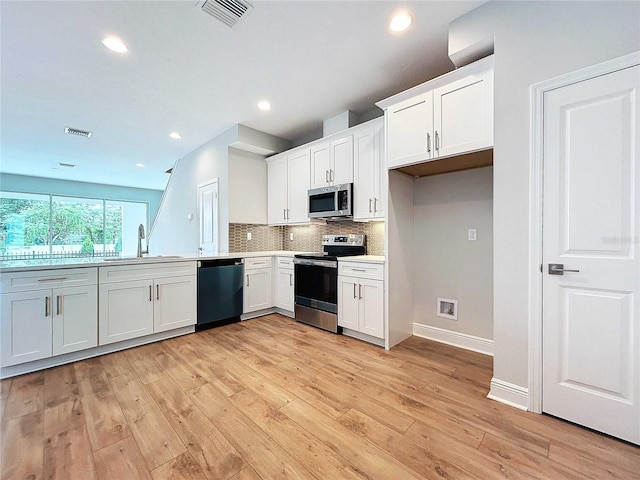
[449,1,640,395]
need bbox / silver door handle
[289,273,293,286]
[330,170,334,182]
[246,275,250,287]
[353,283,357,299]
[369,198,372,213]
[156,285,160,300]
[283,209,286,220]
[548,263,580,275]
[287,209,290,220]
[427,132,431,153]
[374,198,378,212]
[57,295,62,316]
[435,131,439,151]
[149,285,152,301]
[358,284,363,299]
[45,296,50,317]
[326,170,329,183]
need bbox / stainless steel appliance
[294,234,365,333]
[196,258,244,330]
[308,183,353,220]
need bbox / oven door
[294,261,338,314]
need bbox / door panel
[52,285,98,356]
[386,92,433,168]
[310,144,330,188]
[154,276,196,333]
[198,180,219,256]
[287,149,311,223]
[542,64,639,444]
[331,135,354,185]
[337,277,359,331]
[99,281,154,345]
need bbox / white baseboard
[412,323,494,356]
[341,328,385,347]
[487,377,529,411]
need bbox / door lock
[548,263,580,275]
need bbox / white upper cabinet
[267,148,311,225]
[310,134,353,188]
[380,55,493,170]
[353,118,385,221]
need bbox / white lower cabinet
[243,257,273,314]
[0,268,98,367]
[98,262,196,345]
[338,261,384,340]
[274,257,294,312]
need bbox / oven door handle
[293,259,337,268]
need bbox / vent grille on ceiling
[198,0,253,28]
[65,126,92,138]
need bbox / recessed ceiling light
[101,35,128,53]
[258,100,271,111]
[169,132,182,139]
[389,12,413,33]
[136,163,145,168]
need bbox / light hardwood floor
[1,314,638,479]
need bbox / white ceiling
[0,0,484,191]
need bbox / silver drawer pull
[45,296,50,317]
[57,295,62,315]
[38,277,68,282]
[351,268,366,272]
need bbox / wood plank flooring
[1,314,638,479]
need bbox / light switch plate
[468,229,477,241]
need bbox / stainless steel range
[293,234,365,333]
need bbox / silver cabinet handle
[287,209,290,220]
[283,209,286,220]
[246,275,250,287]
[289,273,293,286]
[38,277,67,283]
[330,169,334,182]
[149,285,152,302]
[56,295,62,316]
[374,198,378,212]
[369,198,372,213]
[45,296,50,317]
[351,268,366,272]
[548,263,580,275]
[427,132,431,153]
[156,284,160,300]
[358,284,363,299]
[435,131,439,151]
[353,283,357,299]
[326,170,329,183]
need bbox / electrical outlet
[468,229,477,241]
[247,232,252,240]
[289,232,294,241]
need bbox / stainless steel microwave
[308,183,352,219]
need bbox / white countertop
[338,255,385,264]
[0,250,311,273]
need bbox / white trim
[488,377,529,411]
[150,157,180,237]
[341,327,385,348]
[0,326,194,379]
[413,323,493,356]
[528,51,640,413]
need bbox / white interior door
[542,64,640,444]
[198,179,218,256]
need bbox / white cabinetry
[98,262,196,345]
[353,118,385,221]
[274,256,294,313]
[243,257,273,314]
[267,148,311,225]
[0,268,98,367]
[382,56,493,169]
[338,261,384,340]
[310,134,354,188]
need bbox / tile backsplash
[229,221,385,256]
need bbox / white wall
[150,127,235,256]
[228,147,267,225]
[413,167,493,340]
[449,1,640,390]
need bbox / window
[0,191,148,261]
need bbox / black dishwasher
[196,258,244,330]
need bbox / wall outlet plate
[289,232,294,241]
[468,229,477,241]
[247,232,252,240]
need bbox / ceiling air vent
[64,126,92,138]
[198,0,253,29]
[58,162,77,168]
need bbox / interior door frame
[528,51,640,413]
[197,178,219,256]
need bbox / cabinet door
[387,91,433,168]
[275,268,294,311]
[433,69,493,158]
[287,148,311,224]
[310,143,331,188]
[1,291,52,366]
[337,276,359,331]
[330,135,354,185]
[154,275,196,333]
[373,123,386,218]
[359,278,384,339]
[267,156,288,225]
[52,285,98,356]
[353,125,376,220]
[99,280,154,345]
[243,268,272,314]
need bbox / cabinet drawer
[244,257,273,270]
[274,257,294,269]
[99,261,196,284]
[1,267,98,293]
[338,261,384,280]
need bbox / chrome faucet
[137,224,149,258]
